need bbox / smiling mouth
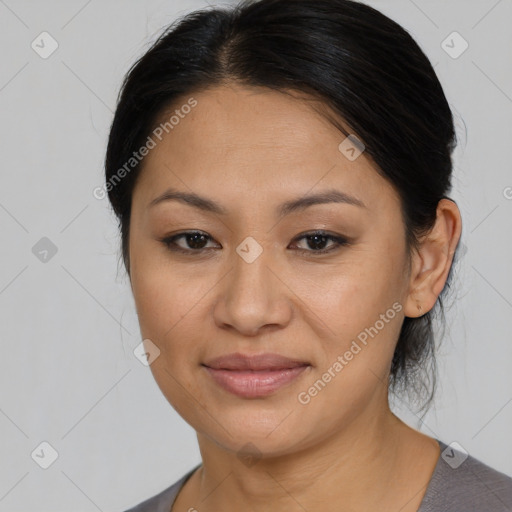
[202,365,311,398]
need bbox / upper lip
[203,352,310,371]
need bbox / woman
[104,0,512,510]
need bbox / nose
[213,244,293,337]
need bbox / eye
[160,230,349,256]
[290,230,349,254]
[160,231,219,254]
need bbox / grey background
[0,0,511,510]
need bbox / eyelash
[159,230,349,256]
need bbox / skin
[128,83,462,512]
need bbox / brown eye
[161,231,219,254]
[160,230,349,256]
[291,231,349,255]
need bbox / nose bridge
[214,237,291,333]
[230,236,275,304]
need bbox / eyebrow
[148,187,366,217]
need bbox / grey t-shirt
[123,439,512,511]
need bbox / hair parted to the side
[104,0,462,416]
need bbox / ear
[403,199,462,318]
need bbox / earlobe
[403,199,462,318]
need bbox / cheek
[295,255,403,330]
[293,245,406,374]
[131,262,209,404]
[130,251,220,369]
[132,267,200,339]
[130,237,183,330]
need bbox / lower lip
[203,365,310,398]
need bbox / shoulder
[419,440,512,511]
[122,464,201,512]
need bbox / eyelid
[290,230,349,254]
[160,230,350,255]
[161,231,218,253]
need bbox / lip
[202,352,311,398]
[203,352,310,371]
[203,366,310,398]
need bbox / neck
[179,399,439,512]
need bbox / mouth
[203,352,310,371]
[201,352,311,398]
[202,366,310,398]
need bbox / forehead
[134,83,398,214]
[153,83,346,156]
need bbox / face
[128,83,412,457]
